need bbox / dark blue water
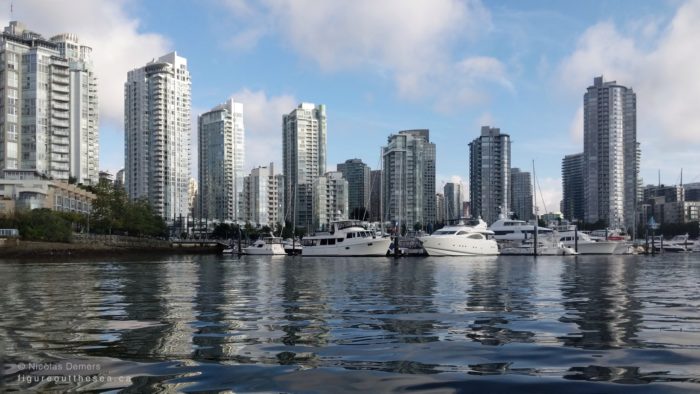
[1,254,699,393]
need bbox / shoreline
[0,240,222,259]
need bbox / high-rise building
[435,193,445,224]
[562,153,584,222]
[510,168,533,221]
[583,76,638,230]
[114,169,125,190]
[187,177,198,218]
[0,22,98,184]
[369,170,382,221]
[283,102,327,230]
[382,129,436,229]
[469,126,511,224]
[337,158,370,219]
[241,163,284,228]
[444,182,462,221]
[198,99,245,222]
[312,171,348,231]
[125,52,191,220]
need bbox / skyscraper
[382,129,436,229]
[583,76,638,229]
[369,169,382,221]
[510,168,533,221]
[337,158,370,219]
[469,126,511,224]
[312,171,348,231]
[125,52,191,220]
[444,182,462,221]
[282,102,327,230]
[435,193,445,224]
[0,22,98,184]
[241,163,284,228]
[198,99,244,222]
[562,153,584,222]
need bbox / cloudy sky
[4,0,699,212]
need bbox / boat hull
[420,238,499,256]
[301,237,392,256]
[565,241,619,255]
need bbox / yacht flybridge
[488,218,553,241]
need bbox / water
[1,254,699,393]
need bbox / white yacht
[301,220,392,256]
[488,218,554,241]
[243,236,286,255]
[556,231,619,255]
[418,218,498,256]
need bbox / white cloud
[221,0,511,110]
[229,89,297,171]
[534,177,562,215]
[2,0,171,126]
[568,106,583,144]
[557,1,700,179]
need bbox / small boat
[663,234,693,253]
[243,236,286,255]
[418,218,499,256]
[556,231,620,255]
[301,220,392,256]
[500,239,577,256]
[283,238,303,255]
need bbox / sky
[3,0,699,213]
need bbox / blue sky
[5,0,699,212]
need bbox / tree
[413,222,423,231]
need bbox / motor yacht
[418,218,498,256]
[488,218,554,241]
[301,220,391,256]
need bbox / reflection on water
[1,254,700,392]
[558,256,644,350]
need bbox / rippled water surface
[1,254,700,392]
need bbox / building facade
[510,168,533,221]
[198,99,244,222]
[282,103,327,230]
[583,76,638,230]
[241,163,284,228]
[382,129,436,229]
[0,170,95,215]
[469,126,511,224]
[444,182,462,221]
[125,52,191,220]
[337,158,370,219]
[312,171,348,231]
[562,153,584,222]
[0,22,98,184]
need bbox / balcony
[52,93,69,102]
[51,83,69,93]
[51,119,69,128]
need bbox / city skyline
[3,1,700,213]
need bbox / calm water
[1,254,700,393]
